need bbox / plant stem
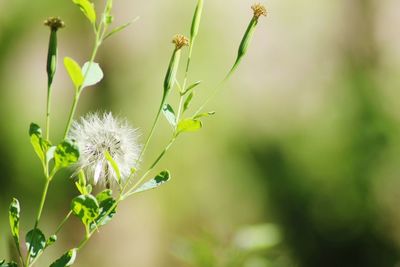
[73,135,177,257]
[34,178,51,228]
[45,83,52,140]
[63,92,80,140]
[175,35,195,126]
[124,136,176,198]
[192,66,236,117]
[55,210,73,235]
[62,22,104,140]
[136,95,166,163]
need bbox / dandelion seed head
[68,112,140,187]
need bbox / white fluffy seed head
[68,112,140,187]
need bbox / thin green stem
[125,136,176,198]
[192,66,236,117]
[136,95,166,163]
[175,39,195,126]
[62,20,105,140]
[55,210,73,235]
[45,83,52,140]
[34,178,51,228]
[63,92,80,140]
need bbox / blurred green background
[1,0,400,266]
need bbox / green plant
[2,1,266,266]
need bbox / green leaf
[81,62,104,88]
[133,170,171,194]
[9,198,20,248]
[183,92,194,112]
[177,119,202,134]
[71,195,99,229]
[162,104,176,127]
[54,141,80,170]
[91,190,117,229]
[46,146,57,165]
[75,170,91,195]
[104,151,121,184]
[104,17,140,40]
[72,0,96,24]
[0,260,17,267]
[183,80,201,95]
[26,228,46,258]
[29,123,50,164]
[50,249,77,267]
[64,57,84,90]
[194,111,216,119]
[46,234,57,247]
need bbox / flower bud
[44,17,65,86]
[163,35,188,95]
[232,4,267,72]
[190,0,203,42]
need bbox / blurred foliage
[1,0,400,266]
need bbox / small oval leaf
[9,198,20,247]
[64,57,83,90]
[71,195,99,228]
[54,141,80,170]
[50,248,77,267]
[177,119,202,134]
[72,0,96,24]
[133,170,171,194]
[162,104,176,127]
[81,62,104,88]
[29,123,50,164]
[92,190,117,229]
[26,228,46,258]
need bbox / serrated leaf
[26,228,46,258]
[50,248,77,267]
[177,119,202,134]
[194,111,216,119]
[54,141,80,170]
[162,104,176,127]
[104,151,121,184]
[183,92,194,112]
[64,57,84,90]
[104,17,140,40]
[71,195,99,229]
[81,62,104,88]
[133,170,171,194]
[91,190,116,229]
[72,0,96,24]
[9,198,20,248]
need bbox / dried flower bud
[251,3,267,19]
[230,3,267,74]
[172,34,189,50]
[44,17,64,86]
[44,17,65,31]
